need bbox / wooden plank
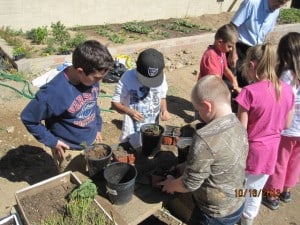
[111,190,163,225]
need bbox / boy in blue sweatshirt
[21,40,114,173]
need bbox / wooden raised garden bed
[15,171,115,225]
[0,214,20,225]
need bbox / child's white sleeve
[160,74,168,98]
[112,79,125,103]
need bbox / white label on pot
[106,186,118,195]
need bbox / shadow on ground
[167,95,194,123]
[111,119,123,130]
[0,145,58,185]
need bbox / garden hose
[0,70,35,99]
[0,69,115,112]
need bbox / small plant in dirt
[122,21,153,34]
[108,33,125,44]
[1,21,87,57]
[40,179,114,225]
[278,8,300,24]
[66,32,87,48]
[164,22,191,33]
[174,19,198,28]
[149,30,171,40]
[96,25,126,44]
[143,124,162,136]
[42,39,57,55]
[96,25,112,37]
[199,25,213,32]
[0,27,31,59]
[12,46,27,60]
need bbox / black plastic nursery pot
[140,123,164,157]
[84,143,112,178]
[103,162,137,205]
[176,137,193,163]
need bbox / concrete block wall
[0,0,242,31]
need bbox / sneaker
[279,191,291,203]
[262,196,280,210]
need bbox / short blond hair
[191,75,231,108]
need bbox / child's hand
[158,175,176,194]
[55,140,70,159]
[160,110,171,121]
[96,132,103,143]
[129,109,144,122]
[233,85,242,94]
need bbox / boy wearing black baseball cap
[111,48,170,149]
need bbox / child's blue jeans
[188,203,244,225]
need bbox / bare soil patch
[77,12,234,47]
[18,181,77,224]
[4,12,234,59]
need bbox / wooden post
[227,0,238,12]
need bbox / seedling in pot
[143,124,162,136]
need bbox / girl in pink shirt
[264,32,300,210]
[235,43,294,225]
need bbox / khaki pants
[51,148,87,174]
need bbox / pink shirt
[236,80,294,175]
[198,45,227,80]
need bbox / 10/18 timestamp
[235,188,280,198]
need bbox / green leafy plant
[278,8,300,24]
[67,32,87,48]
[42,46,56,56]
[70,179,97,200]
[96,25,126,43]
[199,26,213,32]
[26,26,48,44]
[12,46,27,59]
[40,179,114,225]
[122,21,153,34]
[51,21,71,45]
[149,30,171,40]
[175,19,198,28]
[96,25,112,37]
[164,23,191,33]
[108,33,125,43]
[58,44,71,55]
[143,124,162,136]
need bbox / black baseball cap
[136,48,165,87]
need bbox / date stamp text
[235,188,280,198]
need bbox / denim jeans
[188,203,244,225]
